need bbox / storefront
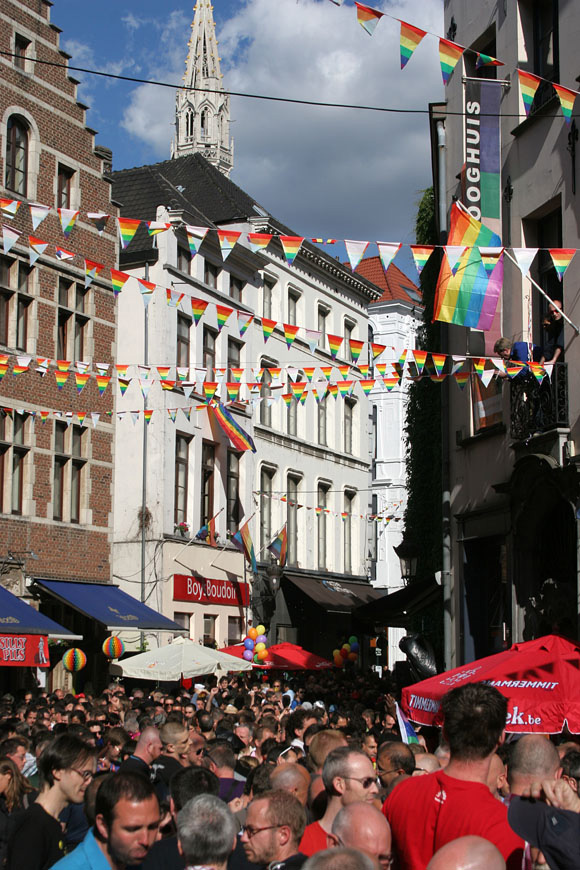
[172,573,250,648]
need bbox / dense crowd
[0,670,578,870]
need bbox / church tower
[172,1,234,175]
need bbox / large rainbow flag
[433,203,503,330]
[211,403,256,453]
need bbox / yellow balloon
[256,624,266,635]
[342,643,351,652]
[255,642,266,652]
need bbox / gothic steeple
[172,1,234,175]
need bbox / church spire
[172,1,234,175]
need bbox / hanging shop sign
[173,575,249,607]
[0,634,49,668]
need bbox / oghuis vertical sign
[464,79,501,234]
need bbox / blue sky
[51,0,443,258]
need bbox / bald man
[119,726,162,780]
[329,803,392,870]
[507,735,561,797]
[427,836,505,870]
[487,754,508,800]
[271,761,311,806]
[413,754,440,775]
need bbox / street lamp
[393,537,418,585]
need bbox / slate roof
[355,257,422,307]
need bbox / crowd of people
[0,669,578,870]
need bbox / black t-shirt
[543,318,564,362]
[142,833,259,870]
[118,755,152,780]
[6,802,65,870]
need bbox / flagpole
[172,508,224,570]
[503,249,580,335]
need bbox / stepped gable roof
[355,257,422,306]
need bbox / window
[53,422,66,521]
[16,263,31,352]
[203,614,216,647]
[529,1,559,112]
[260,466,275,553]
[204,261,220,289]
[57,279,88,360]
[260,362,273,427]
[186,110,194,139]
[10,413,28,516]
[177,245,191,275]
[177,313,191,368]
[14,35,30,71]
[0,257,12,347]
[344,320,354,362]
[318,394,328,446]
[0,413,7,512]
[317,483,329,570]
[370,493,378,562]
[318,306,328,351]
[226,450,241,535]
[287,375,297,436]
[287,289,300,326]
[344,398,355,455]
[57,165,74,209]
[287,474,300,568]
[263,277,275,320]
[230,276,244,302]
[175,434,190,526]
[173,612,191,632]
[228,616,242,646]
[227,338,242,381]
[343,491,355,574]
[5,115,28,196]
[53,423,85,522]
[203,327,217,378]
[70,426,84,524]
[200,441,215,527]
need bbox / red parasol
[220,641,334,670]
[401,634,580,734]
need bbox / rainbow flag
[311,238,337,244]
[412,350,428,374]
[247,232,272,254]
[553,83,577,125]
[137,278,156,307]
[345,239,369,271]
[238,311,253,336]
[211,402,256,453]
[476,52,503,69]
[230,368,244,383]
[77,412,87,426]
[328,334,343,359]
[147,221,171,236]
[377,242,401,273]
[144,409,154,425]
[454,371,470,389]
[267,525,287,567]
[349,339,364,362]
[518,70,541,117]
[54,247,74,261]
[110,269,130,297]
[204,382,218,402]
[371,342,386,359]
[279,236,303,265]
[57,208,79,238]
[216,304,232,333]
[84,259,104,288]
[433,203,503,330]
[196,514,217,547]
[398,349,408,368]
[218,230,241,261]
[117,217,141,250]
[439,38,464,86]
[55,371,69,390]
[358,363,369,377]
[116,364,129,378]
[118,378,131,396]
[284,323,300,348]
[291,382,306,402]
[410,245,435,276]
[226,383,241,402]
[399,20,426,69]
[75,373,90,393]
[355,2,383,36]
[299,390,308,406]
[29,236,48,266]
[384,376,399,391]
[548,248,575,281]
[0,199,20,219]
[281,393,293,408]
[337,381,353,397]
[157,366,171,380]
[396,702,420,744]
[167,409,177,423]
[13,360,30,375]
[0,364,8,381]
[431,353,446,376]
[185,225,209,258]
[96,375,110,396]
[359,379,375,395]
[304,367,316,382]
[262,318,276,342]
[338,365,350,380]
[375,363,387,376]
[231,519,257,573]
[321,366,332,381]
[328,383,338,398]
[39,410,50,423]
[191,297,209,325]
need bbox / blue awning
[35,579,186,632]
[0,585,79,638]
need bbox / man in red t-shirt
[383,683,524,870]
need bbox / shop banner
[463,78,501,232]
[174,575,249,607]
[0,635,49,667]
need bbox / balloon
[248,628,258,640]
[255,625,266,636]
[244,638,254,650]
[255,642,266,652]
[333,654,343,667]
[348,652,358,661]
[102,636,125,659]
[340,648,349,658]
[256,635,267,645]
[342,643,351,652]
[253,653,259,663]
[62,648,87,672]
[348,635,358,645]
[350,642,359,653]
[243,649,253,661]
[257,649,268,661]
[332,649,340,658]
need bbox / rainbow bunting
[0,199,20,219]
[359,379,375,395]
[328,334,343,360]
[54,246,74,261]
[57,208,79,238]
[279,236,303,265]
[321,366,332,381]
[117,217,141,250]
[84,259,105,288]
[167,409,177,423]
[328,383,338,398]
[399,20,426,69]
[157,366,171,380]
[185,225,209,258]
[211,403,256,453]
[231,519,257,572]
[383,376,399,391]
[304,367,316,382]
[506,362,526,379]
[398,349,408,369]
[204,382,218,401]
[337,381,353,397]
[166,288,185,308]
[410,245,435,276]
[96,375,110,396]
[345,239,369,271]
[215,304,233,333]
[479,247,504,277]
[338,365,350,380]
[283,323,300,348]
[56,360,71,372]
[29,203,50,231]
[354,2,384,36]
[291,382,306,401]
[553,83,577,125]
[0,364,7,381]
[267,525,287,567]
[77,412,87,426]
[472,359,487,379]
[12,361,30,375]
[237,312,253,336]
[75,373,90,393]
[39,410,50,423]
[548,248,575,281]
[144,409,154,425]
[87,212,109,235]
[118,378,131,396]
[454,371,470,389]
[371,342,386,359]
[161,380,177,391]
[476,52,503,69]
[431,353,446,376]
[247,233,273,254]
[115,364,128,378]
[137,278,156,308]
[359,363,369,377]
[217,230,242,261]
[226,383,241,402]
[377,242,401,273]
[281,392,293,408]
[518,70,541,117]
[434,203,503,330]
[413,350,428,374]
[28,236,48,266]
[230,368,244,383]
[431,373,447,383]
[439,38,464,86]
[110,269,130,297]
[147,221,171,236]
[191,297,209,325]
[375,363,387,376]
[349,339,364,362]
[262,318,276,342]
[299,391,308,406]
[55,371,69,390]
[311,238,337,244]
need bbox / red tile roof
[354,257,422,306]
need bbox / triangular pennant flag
[399,20,426,69]
[337,380,353,397]
[55,371,69,390]
[439,38,464,85]
[553,83,577,125]
[137,278,156,308]
[291,382,306,402]
[84,259,105,288]
[262,318,277,342]
[110,269,131,297]
[29,203,50,231]
[144,409,154,425]
[139,380,151,401]
[283,323,300,349]
[185,225,209,258]
[157,366,171,381]
[345,239,370,271]
[304,367,316,382]
[117,217,141,250]
[36,358,49,376]
[472,358,486,379]
[90,412,100,428]
[181,408,192,422]
[75,372,90,393]
[13,356,31,375]
[96,375,111,396]
[354,2,384,36]
[191,297,209,325]
[511,248,537,278]
[412,349,428,375]
[371,342,387,360]
[87,212,110,235]
[147,221,171,236]
[549,248,575,281]
[451,356,466,375]
[54,246,75,261]
[118,377,131,396]
[166,288,185,308]
[328,334,343,360]
[529,363,547,384]
[409,245,435,276]
[279,236,303,265]
[431,353,447,376]
[454,371,470,389]
[29,236,48,265]
[305,329,321,353]
[375,363,387,377]
[476,52,503,69]
[57,208,79,238]
[39,410,50,423]
[479,368,496,388]
[167,408,178,423]
[445,245,467,274]
[328,383,338,398]
[215,304,233,333]
[2,225,21,254]
[247,233,272,254]
[217,230,241,261]
[359,378,375,395]
[56,360,71,372]
[479,247,504,277]
[238,311,253,336]
[338,365,350,380]
[226,383,241,402]
[0,199,20,219]
[377,242,402,273]
[506,361,526,378]
[349,339,364,362]
[230,368,244,383]
[398,349,408,369]
[518,70,541,117]
[320,366,332,382]
[77,411,87,427]
[176,367,189,381]
[312,238,337,244]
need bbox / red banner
[173,575,249,607]
[0,635,49,668]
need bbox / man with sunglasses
[241,789,307,870]
[376,741,415,793]
[299,747,378,857]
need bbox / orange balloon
[248,628,258,640]
[334,654,344,667]
[257,649,268,660]
[348,652,358,661]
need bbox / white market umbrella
[109,636,252,681]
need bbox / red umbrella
[401,634,580,734]
[220,641,334,670]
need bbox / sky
[51,0,444,259]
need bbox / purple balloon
[243,649,253,661]
[256,635,267,644]
[244,638,255,650]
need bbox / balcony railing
[510,362,568,441]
